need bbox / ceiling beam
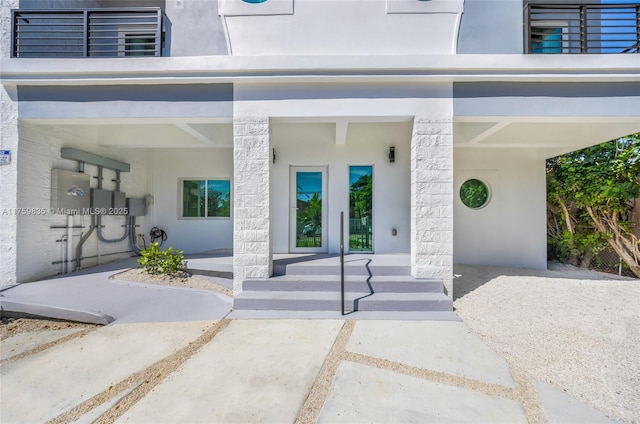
[176,123,216,146]
[335,121,348,145]
[466,122,510,144]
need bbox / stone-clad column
[0,0,19,285]
[410,116,454,297]
[0,84,18,286]
[233,116,272,294]
[1,0,18,59]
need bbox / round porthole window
[460,179,490,209]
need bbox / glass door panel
[290,167,327,252]
[349,166,373,252]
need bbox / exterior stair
[233,259,453,315]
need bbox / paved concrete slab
[319,361,527,423]
[227,310,461,320]
[2,276,231,324]
[0,328,83,360]
[534,381,620,424]
[71,383,142,424]
[0,298,114,325]
[0,321,213,423]
[117,320,343,424]
[347,321,515,388]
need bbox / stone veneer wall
[232,117,272,294]
[0,85,18,286]
[0,1,18,285]
[410,116,454,297]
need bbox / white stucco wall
[15,123,152,283]
[152,147,234,254]
[222,0,463,55]
[453,148,547,270]
[271,122,412,254]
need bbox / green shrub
[137,242,186,275]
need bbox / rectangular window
[181,179,231,218]
[125,34,156,56]
[349,165,373,252]
[531,26,563,54]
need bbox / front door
[290,166,328,252]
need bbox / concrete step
[243,275,443,293]
[234,291,367,311]
[227,310,461,321]
[356,292,453,312]
[281,263,411,277]
[233,291,452,312]
[186,268,233,280]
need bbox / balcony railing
[525,2,640,54]
[11,8,163,58]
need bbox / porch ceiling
[453,117,640,158]
[39,121,234,149]
[25,116,640,155]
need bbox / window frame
[179,178,232,220]
[459,178,492,210]
[529,20,571,54]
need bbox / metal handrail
[11,8,163,58]
[524,2,640,54]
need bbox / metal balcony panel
[11,8,163,58]
[525,2,640,54]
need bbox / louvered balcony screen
[525,3,639,54]
[11,8,163,58]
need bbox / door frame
[347,164,374,253]
[289,166,328,253]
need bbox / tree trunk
[558,198,574,234]
[580,247,593,269]
[587,206,640,278]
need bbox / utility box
[51,169,90,213]
[126,198,147,216]
[90,188,111,212]
[112,191,126,214]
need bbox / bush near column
[137,242,186,276]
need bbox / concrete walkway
[1,319,619,424]
[0,258,232,324]
[0,259,621,423]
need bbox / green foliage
[137,242,186,275]
[547,133,640,275]
[207,189,231,217]
[548,135,640,212]
[349,174,373,219]
[552,231,607,265]
[460,179,489,209]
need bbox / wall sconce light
[272,148,276,164]
[388,146,395,163]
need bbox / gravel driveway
[453,262,640,423]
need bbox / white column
[1,0,18,59]
[410,116,454,297]
[0,84,18,286]
[232,116,272,294]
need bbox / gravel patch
[111,268,233,297]
[453,262,640,423]
[0,317,95,341]
[295,321,354,424]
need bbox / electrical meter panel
[90,188,111,210]
[126,198,147,216]
[51,169,90,213]
[112,191,126,214]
